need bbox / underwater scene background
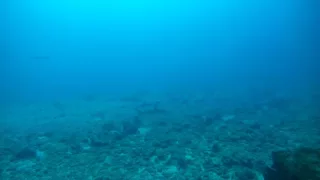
[1,0,320,179]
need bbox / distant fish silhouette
[31,56,50,60]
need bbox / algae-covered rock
[264,147,320,180]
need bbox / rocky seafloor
[1,90,320,180]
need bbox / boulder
[264,147,320,180]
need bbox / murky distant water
[0,1,319,179]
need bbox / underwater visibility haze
[1,0,320,179]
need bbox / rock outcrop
[264,147,320,180]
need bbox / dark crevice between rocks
[12,147,37,161]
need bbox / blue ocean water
[1,0,319,179]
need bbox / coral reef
[0,91,319,179]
